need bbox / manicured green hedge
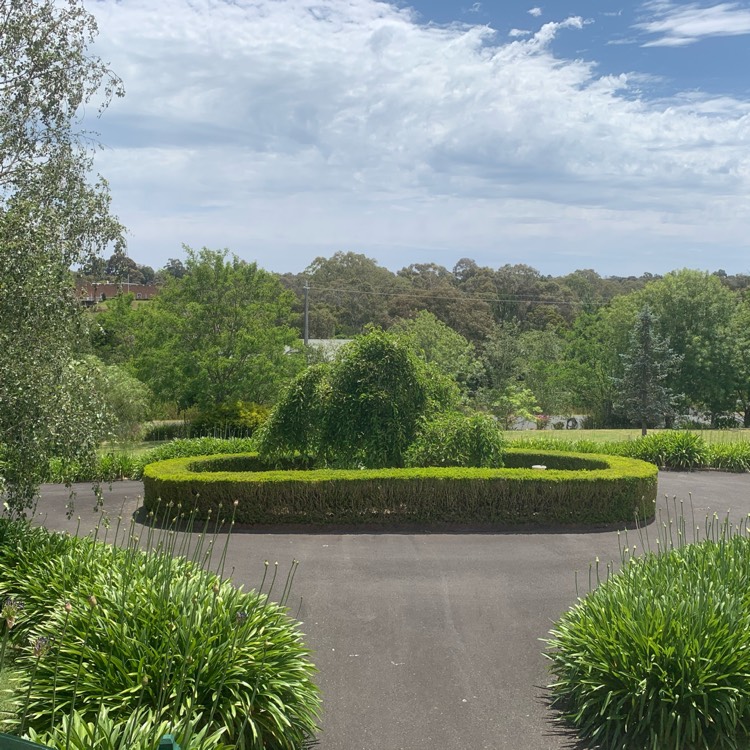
[142,450,657,526]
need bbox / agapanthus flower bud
[32,636,51,658]
[2,598,25,630]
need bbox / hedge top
[142,449,656,485]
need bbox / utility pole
[303,282,310,346]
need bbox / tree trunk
[641,419,647,436]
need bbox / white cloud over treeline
[88,0,750,274]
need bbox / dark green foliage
[547,533,750,749]
[405,412,506,468]
[0,519,319,748]
[143,451,657,527]
[321,331,430,467]
[258,330,455,468]
[256,365,330,462]
[501,452,609,470]
[613,306,678,434]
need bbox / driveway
[35,471,750,750]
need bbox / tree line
[89,248,750,435]
[2,0,748,517]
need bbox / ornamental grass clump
[622,430,709,470]
[0,503,319,749]
[547,507,750,750]
[707,440,750,472]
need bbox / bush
[26,706,230,750]
[708,441,750,472]
[621,430,709,469]
[191,401,270,439]
[143,450,657,527]
[47,451,139,484]
[0,519,319,748]
[405,412,505,468]
[258,330,458,469]
[510,431,724,471]
[547,532,750,749]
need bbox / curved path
[36,471,750,750]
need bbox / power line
[303,283,610,308]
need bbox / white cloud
[636,1,750,46]
[508,28,531,37]
[85,0,750,275]
[528,6,543,16]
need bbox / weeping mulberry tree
[0,0,124,514]
[258,329,459,468]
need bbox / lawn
[506,428,750,444]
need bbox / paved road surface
[35,472,750,750]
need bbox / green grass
[0,665,21,722]
[97,441,164,458]
[508,428,750,443]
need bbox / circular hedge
[142,450,657,527]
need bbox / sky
[83,0,750,277]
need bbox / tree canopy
[613,306,679,435]
[0,0,124,514]
[132,246,301,411]
[258,329,458,468]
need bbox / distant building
[285,339,353,361]
[76,281,160,306]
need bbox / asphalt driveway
[34,471,750,750]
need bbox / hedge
[142,450,657,527]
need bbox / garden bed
[142,450,658,527]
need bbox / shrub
[510,432,723,472]
[26,706,230,750]
[48,451,139,484]
[258,330,458,469]
[191,401,270,438]
[405,412,505,468]
[143,450,657,527]
[255,365,330,463]
[547,531,750,749]
[708,441,750,472]
[0,519,319,748]
[621,430,709,469]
